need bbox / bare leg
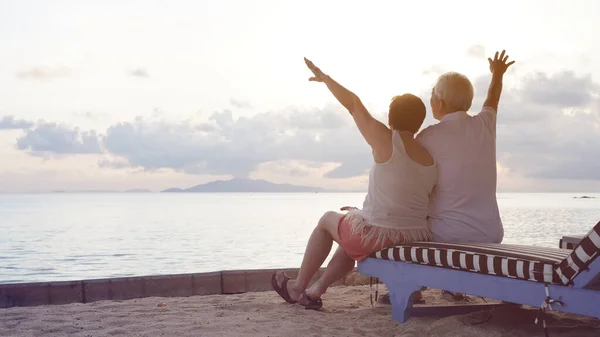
[275,211,344,302]
[305,246,355,299]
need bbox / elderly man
[377,50,515,304]
[413,50,515,300]
[419,50,514,244]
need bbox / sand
[2,285,599,337]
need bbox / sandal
[271,273,297,304]
[298,292,323,310]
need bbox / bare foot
[274,272,303,302]
[304,280,325,301]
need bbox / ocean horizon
[2,192,599,284]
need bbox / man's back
[417,106,503,243]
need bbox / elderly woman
[271,58,438,309]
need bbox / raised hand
[304,57,328,82]
[488,50,515,75]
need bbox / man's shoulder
[417,124,437,137]
[474,106,497,130]
[476,106,497,120]
[416,123,443,144]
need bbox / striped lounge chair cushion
[555,221,600,285]
[372,242,570,285]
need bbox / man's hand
[483,50,514,112]
[304,57,328,82]
[340,206,358,211]
[488,50,515,75]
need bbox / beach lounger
[358,221,600,325]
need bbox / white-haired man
[414,50,515,299]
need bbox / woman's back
[360,131,437,236]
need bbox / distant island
[48,179,342,193]
[161,178,327,193]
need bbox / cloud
[467,45,486,59]
[324,159,369,179]
[101,106,371,178]
[15,66,73,80]
[248,159,365,191]
[8,69,600,188]
[497,111,600,180]
[98,158,131,170]
[520,71,598,107]
[230,98,253,109]
[16,122,102,155]
[195,122,217,132]
[0,116,34,130]
[129,68,149,78]
[288,105,348,129]
[490,71,600,180]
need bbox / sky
[1,0,600,192]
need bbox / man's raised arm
[483,50,515,112]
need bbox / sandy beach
[2,284,599,337]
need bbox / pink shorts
[337,214,398,262]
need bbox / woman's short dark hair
[388,94,426,133]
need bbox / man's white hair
[433,72,474,112]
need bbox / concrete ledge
[222,268,300,294]
[0,267,362,308]
[0,281,82,308]
[49,281,84,305]
[83,272,222,303]
[83,277,146,302]
[192,272,221,296]
[144,274,194,298]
